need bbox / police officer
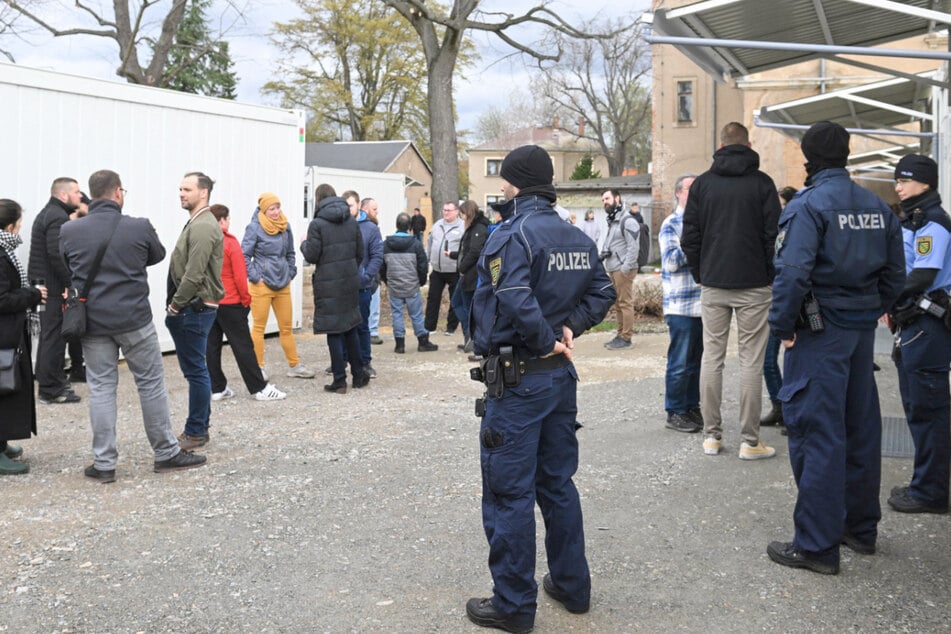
[767,121,905,574]
[886,154,951,514]
[465,145,615,632]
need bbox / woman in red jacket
[205,205,286,401]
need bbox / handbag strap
[79,216,121,300]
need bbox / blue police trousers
[479,364,590,620]
[896,315,951,508]
[779,323,882,559]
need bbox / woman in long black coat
[300,183,366,393]
[0,199,46,475]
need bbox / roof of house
[305,141,432,175]
[470,126,603,154]
[556,174,652,191]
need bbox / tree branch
[3,1,113,37]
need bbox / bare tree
[0,0,238,87]
[537,16,651,176]
[381,0,597,212]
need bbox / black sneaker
[767,541,839,575]
[665,412,702,434]
[841,532,876,555]
[686,407,704,428]
[542,573,589,614]
[887,488,948,514]
[84,464,116,484]
[40,389,81,405]
[154,450,207,473]
[69,367,86,383]
[364,364,377,379]
[465,598,533,633]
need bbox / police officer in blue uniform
[887,154,951,514]
[465,145,615,632]
[767,121,905,574]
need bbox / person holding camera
[600,189,640,350]
[767,121,904,574]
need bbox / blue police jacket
[900,191,951,295]
[769,168,905,339]
[471,194,616,357]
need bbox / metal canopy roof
[646,0,951,81]
[757,73,936,135]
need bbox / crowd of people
[0,133,947,632]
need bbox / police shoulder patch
[917,235,933,256]
[489,257,502,286]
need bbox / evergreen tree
[160,0,238,99]
[570,154,602,181]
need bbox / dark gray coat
[60,200,166,335]
[301,196,363,334]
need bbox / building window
[485,195,502,207]
[486,159,502,176]
[676,80,694,124]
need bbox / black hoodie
[681,144,781,289]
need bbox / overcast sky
[3,0,651,135]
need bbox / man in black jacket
[682,121,781,461]
[28,177,83,404]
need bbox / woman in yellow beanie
[241,193,315,379]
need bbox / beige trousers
[609,269,637,341]
[699,285,772,446]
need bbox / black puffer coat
[0,250,41,441]
[301,196,364,334]
[454,214,490,292]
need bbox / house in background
[305,140,433,218]
[468,120,610,210]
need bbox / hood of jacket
[710,144,761,178]
[317,196,350,223]
[384,232,417,252]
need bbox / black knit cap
[800,121,850,167]
[500,145,554,189]
[895,154,938,189]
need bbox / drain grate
[881,415,914,459]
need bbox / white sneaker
[255,383,286,401]
[211,386,234,401]
[286,364,316,379]
[739,441,776,460]
[703,436,722,455]
[259,366,269,381]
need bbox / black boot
[761,400,783,426]
[394,337,405,354]
[418,335,438,352]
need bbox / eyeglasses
[119,188,128,195]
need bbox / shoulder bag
[62,217,120,339]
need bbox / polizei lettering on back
[548,250,592,272]
[838,213,884,230]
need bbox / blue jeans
[763,332,783,402]
[389,291,428,339]
[357,288,373,366]
[451,284,473,339]
[327,327,363,382]
[369,288,381,337]
[165,306,217,437]
[664,315,703,414]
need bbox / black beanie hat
[800,121,850,167]
[500,145,554,189]
[895,154,938,189]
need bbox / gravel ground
[1,320,948,633]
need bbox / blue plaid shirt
[659,207,701,317]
